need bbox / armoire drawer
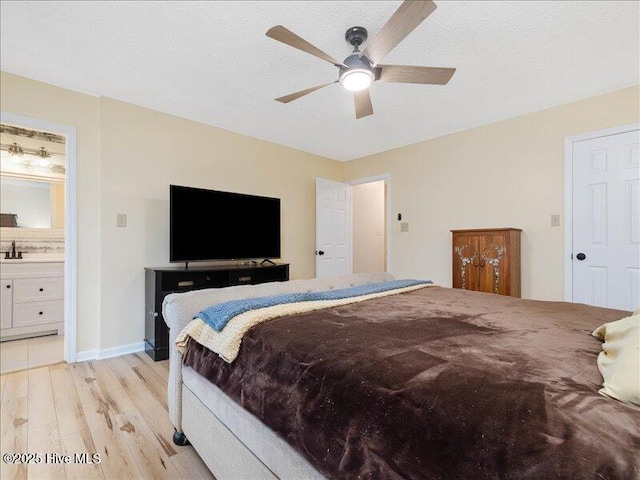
[13,277,64,303]
[13,300,64,327]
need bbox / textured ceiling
[1,1,638,161]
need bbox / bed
[162,272,640,479]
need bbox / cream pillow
[592,313,640,406]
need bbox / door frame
[563,122,639,302]
[348,173,392,273]
[1,111,78,363]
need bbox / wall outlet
[400,222,409,232]
[116,213,127,227]
[550,214,560,227]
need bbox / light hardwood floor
[0,353,215,480]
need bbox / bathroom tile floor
[0,334,64,374]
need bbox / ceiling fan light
[340,69,374,92]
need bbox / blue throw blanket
[197,279,431,332]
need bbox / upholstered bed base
[183,366,323,479]
[163,272,395,479]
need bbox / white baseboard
[75,349,98,362]
[75,341,145,362]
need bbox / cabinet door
[478,234,508,294]
[1,280,12,329]
[453,234,479,291]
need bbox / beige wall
[98,98,343,349]
[353,181,385,273]
[344,85,640,300]
[1,72,101,352]
[1,71,344,352]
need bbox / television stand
[260,258,276,266]
[144,262,290,361]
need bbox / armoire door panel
[453,234,478,290]
[478,234,508,294]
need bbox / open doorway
[349,174,391,274]
[0,112,77,370]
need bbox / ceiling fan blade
[275,82,336,104]
[378,65,456,85]
[266,26,344,67]
[362,0,437,66]
[354,89,374,119]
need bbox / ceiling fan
[266,0,456,119]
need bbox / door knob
[576,253,586,261]
[317,250,325,256]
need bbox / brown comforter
[183,286,640,479]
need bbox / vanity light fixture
[7,142,24,156]
[35,146,51,158]
[0,143,57,167]
[34,146,52,167]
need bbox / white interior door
[316,178,352,278]
[572,129,640,311]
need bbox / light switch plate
[550,214,560,227]
[400,222,409,232]
[117,213,127,227]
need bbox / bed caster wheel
[173,430,190,446]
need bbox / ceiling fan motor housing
[340,27,376,86]
[342,53,372,71]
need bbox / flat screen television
[170,184,281,262]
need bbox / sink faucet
[4,240,23,260]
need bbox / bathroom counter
[0,254,65,264]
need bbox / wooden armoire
[451,228,522,297]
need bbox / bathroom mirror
[0,175,65,229]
